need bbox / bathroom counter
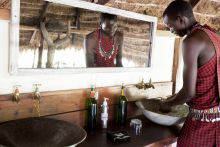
[78,115,181,147]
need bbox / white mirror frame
[10,0,157,75]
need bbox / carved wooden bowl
[0,117,86,147]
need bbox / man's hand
[159,101,172,113]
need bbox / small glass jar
[130,119,142,135]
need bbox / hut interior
[0,0,220,146]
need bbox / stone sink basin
[0,117,87,147]
[136,98,189,126]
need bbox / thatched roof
[1,0,219,30]
[0,0,10,9]
[105,0,220,31]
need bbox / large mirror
[10,0,157,74]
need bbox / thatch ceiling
[0,0,10,9]
[104,0,220,31]
[1,0,219,30]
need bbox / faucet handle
[135,78,155,90]
[12,85,21,103]
[33,84,42,101]
[33,84,42,88]
[144,78,155,89]
[135,79,145,89]
[33,84,42,93]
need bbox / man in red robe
[85,13,123,67]
[159,1,220,146]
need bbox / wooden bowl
[0,117,87,147]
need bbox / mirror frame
[10,0,157,75]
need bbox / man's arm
[116,32,123,67]
[85,32,96,67]
[160,35,202,109]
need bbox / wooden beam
[75,8,80,29]
[20,25,39,31]
[67,19,71,34]
[29,30,38,44]
[37,32,44,68]
[40,1,49,22]
[0,8,10,20]
[172,38,181,94]
[20,25,91,35]
[69,29,91,35]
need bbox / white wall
[0,20,175,94]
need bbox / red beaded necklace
[98,29,116,60]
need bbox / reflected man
[85,13,123,67]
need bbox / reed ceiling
[82,0,220,31]
[1,0,219,30]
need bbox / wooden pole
[172,38,181,94]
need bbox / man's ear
[176,15,187,25]
[176,15,182,22]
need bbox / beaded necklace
[98,29,116,60]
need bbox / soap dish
[106,130,130,143]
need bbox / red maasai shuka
[94,29,118,67]
[177,24,220,147]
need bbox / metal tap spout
[135,78,155,90]
[12,86,21,104]
[144,79,155,90]
[33,84,42,102]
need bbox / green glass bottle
[86,85,97,131]
[116,84,127,125]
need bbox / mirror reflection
[19,0,153,68]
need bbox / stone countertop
[78,115,182,147]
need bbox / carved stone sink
[136,98,189,126]
[0,117,87,147]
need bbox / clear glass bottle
[116,84,127,125]
[86,85,97,131]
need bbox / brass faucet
[135,78,155,90]
[33,84,41,102]
[144,78,155,89]
[33,84,42,117]
[12,85,21,104]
